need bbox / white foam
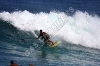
[0,10,100,49]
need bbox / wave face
[0,10,100,49]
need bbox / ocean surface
[0,0,100,66]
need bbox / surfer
[36,29,54,45]
[10,60,18,66]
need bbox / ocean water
[0,0,100,66]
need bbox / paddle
[21,38,36,41]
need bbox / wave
[0,10,100,49]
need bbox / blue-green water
[0,0,100,66]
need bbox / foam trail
[0,10,100,49]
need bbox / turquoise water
[0,0,100,66]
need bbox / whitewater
[0,10,100,49]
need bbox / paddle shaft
[21,38,36,40]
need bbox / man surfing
[36,29,54,45]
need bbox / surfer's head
[40,29,42,33]
[10,60,14,64]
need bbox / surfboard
[49,41,61,48]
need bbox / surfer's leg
[44,39,53,45]
[44,37,54,45]
[44,39,50,44]
[48,40,54,45]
